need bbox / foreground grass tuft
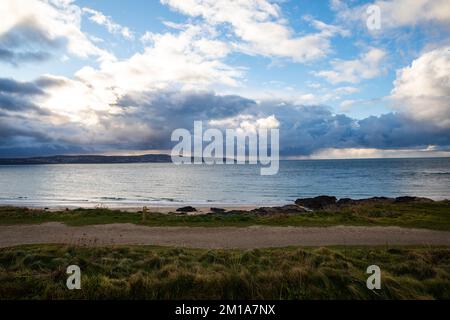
[0,245,449,300]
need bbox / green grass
[0,245,449,300]
[1,201,450,230]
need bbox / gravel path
[1,223,449,249]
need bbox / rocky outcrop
[394,196,434,203]
[208,204,307,216]
[295,196,337,210]
[336,196,434,207]
[207,195,437,216]
[251,205,308,215]
[176,206,197,213]
[336,197,392,206]
[295,195,435,211]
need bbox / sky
[0,0,449,158]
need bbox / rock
[249,204,308,215]
[251,207,278,215]
[394,196,418,203]
[277,205,308,214]
[295,196,337,210]
[210,208,226,214]
[176,206,197,213]
[361,197,393,203]
[337,197,393,206]
[336,198,358,206]
[394,196,434,203]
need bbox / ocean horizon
[1,157,449,208]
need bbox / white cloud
[162,0,347,62]
[314,48,386,84]
[298,147,450,160]
[82,7,134,40]
[333,0,450,29]
[340,99,357,109]
[141,23,230,59]
[0,0,114,62]
[334,86,359,94]
[37,25,242,124]
[391,46,450,128]
[140,31,155,44]
[209,114,280,134]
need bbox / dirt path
[1,223,449,249]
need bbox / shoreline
[1,195,449,212]
[1,195,449,215]
[0,203,270,214]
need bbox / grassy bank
[0,245,449,300]
[1,201,450,230]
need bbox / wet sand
[1,223,449,249]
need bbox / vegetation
[0,201,450,230]
[0,245,449,300]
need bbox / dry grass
[0,245,449,300]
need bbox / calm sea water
[0,158,449,208]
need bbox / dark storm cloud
[0,94,38,111]
[0,88,449,157]
[119,91,255,119]
[250,102,450,156]
[34,75,69,88]
[0,78,44,95]
[92,93,450,154]
[0,78,50,114]
[0,48,51,66]
[92,91,257,150]
[0,90,257,156]
[0,23,62,65]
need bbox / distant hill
[0,154,238,165]
[0,154,172,165]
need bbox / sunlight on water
[0,158,449,208]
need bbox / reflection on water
[0,158,449,207]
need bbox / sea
[0,158,449,208]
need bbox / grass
[0,245,449,300]
[0,201,450,230]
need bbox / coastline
[1,194,448,212]
[0,202,269,214]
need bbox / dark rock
[277,205,308,214]
[336,198,358,206]
[251,207,279,215]
[353,197,393,205]
[394,196,434,203]
[176,206,197,213]
[362,197,393,203]
[295,196,337,210]
[394,196,416,203]
[249,204,308,215]
[337,197,393,206]
[210,208,226,214]
[224,210,247,215]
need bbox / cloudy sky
[1,0,449,158]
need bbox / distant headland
[0,154,172,165]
